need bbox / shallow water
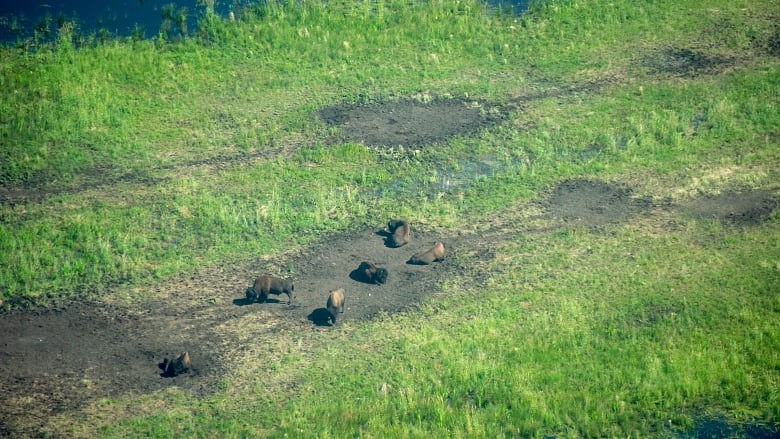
[0,0,530,44]
[0,0,231,43]
[375,155,525,200]
[676,416,780,439]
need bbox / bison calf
[386,219,411,247]
[246,275,294,305]
[358,261,388,285]
[326,288,346,326]
[408,241,446,265]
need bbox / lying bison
[358,261,389,285]
[408,241,446,265]
[326,288,346,326]
[386,219,411,247]
[160,351,191,377]
[246,275,295,305]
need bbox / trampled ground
[1,174,775,437]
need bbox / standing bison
[246,275,295,305]
[326,288,346,326]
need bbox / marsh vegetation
[0,0,778,437]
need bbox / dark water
[0,0,235,43]
[0,0,529,45]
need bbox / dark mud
[643,47,737,78]
[0,224,471,438]
[542,179,656,231]
[681,190,778,226]
[2,178,776,437]
[318,97,509,148]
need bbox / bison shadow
[406,258,446,266]
[307,308,333,327]
[158,362,185,378]
[157,360,194,378]
[232,297,286,307]
[232,297,254,306]
[375,229,399,248]
[159,367,197,378]
[349,268,373,284]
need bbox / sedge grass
[2,45,777,304]
[1,0,778,436]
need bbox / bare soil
[317,97,509,147]
[1,176,775,437]
[1,37,778,437]
[681,190,779,226]
[0,224,475,438]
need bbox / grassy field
[1,0,778,437]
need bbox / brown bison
[386,219,411,247]
[358,261,389,285]
[408,241,446,265]
[246,275,294,305]
[326,288,346,326]
[161,351,191,377]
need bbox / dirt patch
[0,298,227,437]
[765,26,780,57]
[0,224,476,438]
[680,189,778,226]
[1,177,777,436]
[542,179,656,231]
[318,98,509,148]
[641,47,736,78]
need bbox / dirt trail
[2,177,775,437]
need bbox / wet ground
[1,176,775,437]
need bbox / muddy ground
[1,38,779,437]
[1,177,775,437]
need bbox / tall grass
[2,0,778,303]
[1,0,778,436]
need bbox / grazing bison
[246,275,294,305]
[161,351,191,377]
[326,288,346,326]
[408,241,446,265]
[358,261,389,285]
[386,219,411,247]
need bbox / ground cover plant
[0,0,778,437]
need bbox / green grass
[1,0,779,436]
[96,223,780,438]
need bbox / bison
[408,241,446,265]
[358,261,389,285]
[326,288,346,326]
[386,219,411,247]
[161,351,191,377]
[246,275,294,305]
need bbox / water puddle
[675,416,780,439]
[375,155,523,199]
